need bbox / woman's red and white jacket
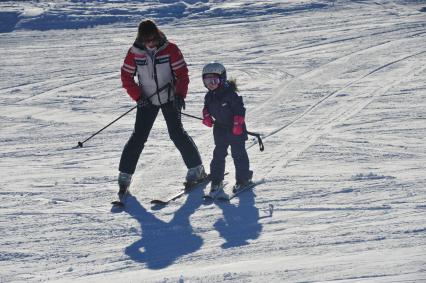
[120,37,189,106]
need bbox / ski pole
[76,105,137,148]
[179,112,264,151]
[76,83,170,148]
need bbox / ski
[150,174,211,206]
[225,178,265,201]
[227,179,265,200]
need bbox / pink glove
[232,116,244,135]
[202,108,213,127]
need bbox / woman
[118,19,205,198]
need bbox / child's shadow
[215,190,262,249]
[123,187,204,270]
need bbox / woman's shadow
[123,186,205,270]
[214,189,263,249]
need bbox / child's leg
[210,143,228,183]
[230,140,252,184]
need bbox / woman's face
[144,35,158,49]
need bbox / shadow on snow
[123,186,204,270]
[215,190,263,249]
[123,185,262,269]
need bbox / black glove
[137,98,151,108]
[173,95,185,111]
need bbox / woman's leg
[161,102,202,169]
[118,105,159,174]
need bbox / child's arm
[230,94,246,135]
[233,116,244,135]
[202,107,213,127]
[202,95,213,127]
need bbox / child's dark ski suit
[203,81,252,184]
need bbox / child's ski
[226,179,265,200]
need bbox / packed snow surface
[0,1,425,282]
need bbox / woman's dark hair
[136,19,161,43]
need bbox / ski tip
[150,200,168,205]
[202,195,216,203]
[111,201,125,213]
[111,201,125,207]
[217,196,230,201]
[150,199,170,211]
[202,195,230,202]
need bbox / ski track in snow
[254,46,426,176]
[1,1,425,283]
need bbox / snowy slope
[1,1,425,282]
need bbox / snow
[1,0,425,282]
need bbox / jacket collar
[209,81,234,98]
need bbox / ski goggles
[203,75,221,85]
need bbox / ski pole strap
[179,112,264,151]
[138,82,171,105]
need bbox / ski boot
[117,172,132,202]
[232,179,253,194]
[185,164,207,186]
[208,180,229,199]
[233,171,254,193]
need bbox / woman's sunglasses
[144,36,158,43]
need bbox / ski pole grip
[247,131,264,151]
[178,111,264,151]
[257,135,264,151]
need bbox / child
[201,62,253,199]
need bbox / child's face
[203,74,221,90]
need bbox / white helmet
[202,62,227,84]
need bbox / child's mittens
[202,108,213,127]
[232,115,244,135]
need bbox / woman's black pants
[119,102,202,174]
